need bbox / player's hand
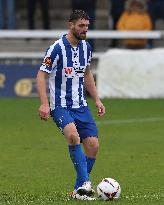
[96,99,105,117]
[38,104,50,121]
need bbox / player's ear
[68,21,74,29]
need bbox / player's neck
[66,33,79,47]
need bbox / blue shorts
[51,106,98,141]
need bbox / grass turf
[0,98,164,205]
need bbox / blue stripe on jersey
[66,78,73,107]
[79,44,85,66]
[78,77,83,106]
[78,44,85,107]
[55,67,62,106]
[54,44,63,105]
[65,42,73,107]
[51,43,61,62]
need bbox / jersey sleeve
[40,43,59,74]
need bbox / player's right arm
[36,42,59,120]
[36,70,50,121]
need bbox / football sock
[74,157,96,190]
[86,156,96,175]
[69,144,89,190]
[75,177,81,190]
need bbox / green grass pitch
[0,98,164,205]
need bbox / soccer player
[36,10,105,200]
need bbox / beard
[73,31,86,40]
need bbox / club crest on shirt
[42,57,52,67]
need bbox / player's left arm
[84,65,105,117]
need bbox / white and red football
[97,178,121,201]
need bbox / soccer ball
[97,178,121,201]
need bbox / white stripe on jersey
[58,39,67,107]
[52,54,59,69]
[81,79,87,106]
[71,47,80,107]
[82,40,88,66]
[49,69,56,109]
[49,53,59,109]
[80,41,88,106]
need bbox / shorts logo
[42,57,52,67]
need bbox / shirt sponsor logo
[64,67,74,78]
[64,67,73,75]
[74,66,85,77]
[64,66,85,78]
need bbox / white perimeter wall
[97,48,164,98]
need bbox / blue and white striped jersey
[40,35,92,110]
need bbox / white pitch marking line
[96,117,164,125]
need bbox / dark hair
[69,10,90,22]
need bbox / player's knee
[68,133,80,145]
[88,140,99,152]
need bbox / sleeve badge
[42,57,52,67]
